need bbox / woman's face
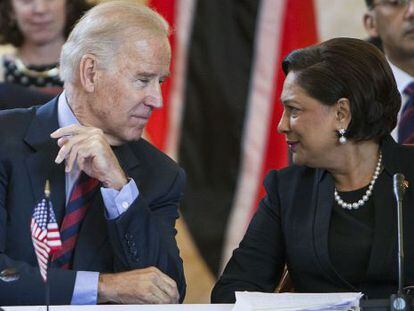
[277,71,342,168]
[11,0,66,46]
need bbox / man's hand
[97,267,179,304]
[50,124,128,190]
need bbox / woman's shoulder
[382,136,414,168]
[263,165,318,200]
[398,143,414,154]
[266,164,316,183]
[392,143,414,177]
[260,165,320,217]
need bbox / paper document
[232,291,363,311]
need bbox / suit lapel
[73,142,142,269]
[366,170,396,278]
[313,170,357,290]
[24,99,66,222]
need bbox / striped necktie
[398,82,414,144]
[52,172,100,269]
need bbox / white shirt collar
[57,90,81,190]
[57,90,80,128]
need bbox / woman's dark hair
[0,0,93,47]
[282,37,400,142]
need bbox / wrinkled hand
[98,267,179,304]
[50,124,128,190]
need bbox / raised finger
[57,136,70,147]
[50,124,83,139]
[54,132,90,164]
[65,142,82,173]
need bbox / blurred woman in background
[0,0,91,97]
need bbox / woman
[0,0,91,96]
[211,37,414,302]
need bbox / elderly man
[0,1,185,306]
[364,0,414,143]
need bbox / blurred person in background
[364,0,414,143]
[212,37,414,302]
[0,0,91,107]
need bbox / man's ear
[79,54,98,93]
[363,11,379,38]
[335,98,351,127]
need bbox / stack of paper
[233,291,363,311]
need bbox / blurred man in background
[364,0,414,143]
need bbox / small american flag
[31,198,62,282]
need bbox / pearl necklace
[334,152,382,210]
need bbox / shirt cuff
[100,178,139,219]
[71,271,99,305]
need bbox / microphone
[390,173,410,311]
[394,173,407,203]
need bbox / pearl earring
[338,128,347,144]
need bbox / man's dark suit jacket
[0,98,186,305]
[212,136,414,303]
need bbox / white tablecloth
[1,304,233,311]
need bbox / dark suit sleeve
[211,170,286,303]
[105,167,186,302]
[0,161,76,305]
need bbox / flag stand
[31,179,61,311]
[45,281,50,311]
[45,180,51,311]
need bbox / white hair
[60,0,170,83]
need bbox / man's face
[364,1,414,62]
[84,36,171,145]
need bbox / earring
[338,128,347,144]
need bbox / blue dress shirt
[57,92,139,304]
